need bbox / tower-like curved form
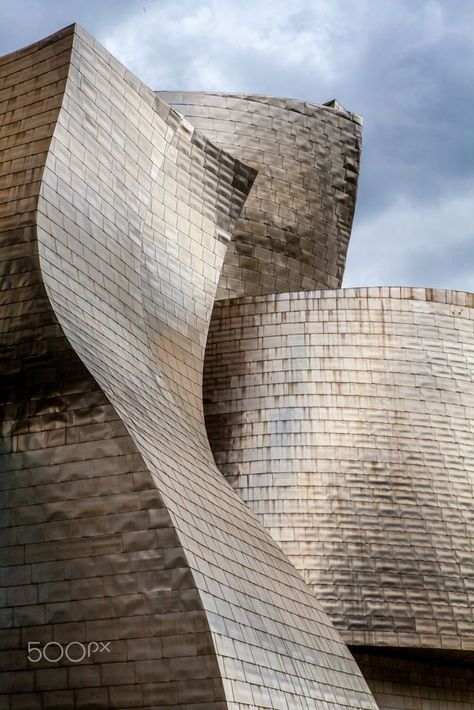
[171,86,474,706]
[2,21,473,710]
[0,26,377,709]
[158,92,361,298]
[204,287,474,707]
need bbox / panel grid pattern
[0,24,377,710]
[159,91,361,299]
[354,650,474,709]
[0,25,227,709]
[205,287,474,653]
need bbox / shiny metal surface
[205,287,474,655]
[159,92,361,299]
[1,25,377,709]
[0,24,227,709]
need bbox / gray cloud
[344,183,474,290]
[1,0,473,291]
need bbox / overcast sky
[1,0,473,291]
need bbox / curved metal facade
[204,287,474,654]
[2,21,473,710]
[159,91,361,299]
[0,26,377,710]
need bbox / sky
[1,0,473,291]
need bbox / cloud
[345,180,474,291]
[0,0,144,58]
[102,0,355,90]
[1,0,473,292]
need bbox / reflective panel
[1,25,376,710]
[205,287,474,654]
[159,91,361,298]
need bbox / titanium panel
[159,91,361,299]
[205,287,474,653]
[0,25,377,710]
[0,25,226,709]
[353,649,474,709]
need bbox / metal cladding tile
[204,287,474,659]
[1,24,377,710]
[158,91,362,299]
[353,648,474,709]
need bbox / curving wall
[4,20,472,710]
[0,26,377,710]
[159,91,361,298]
[0,25,228,709]
[204,287,474,654]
